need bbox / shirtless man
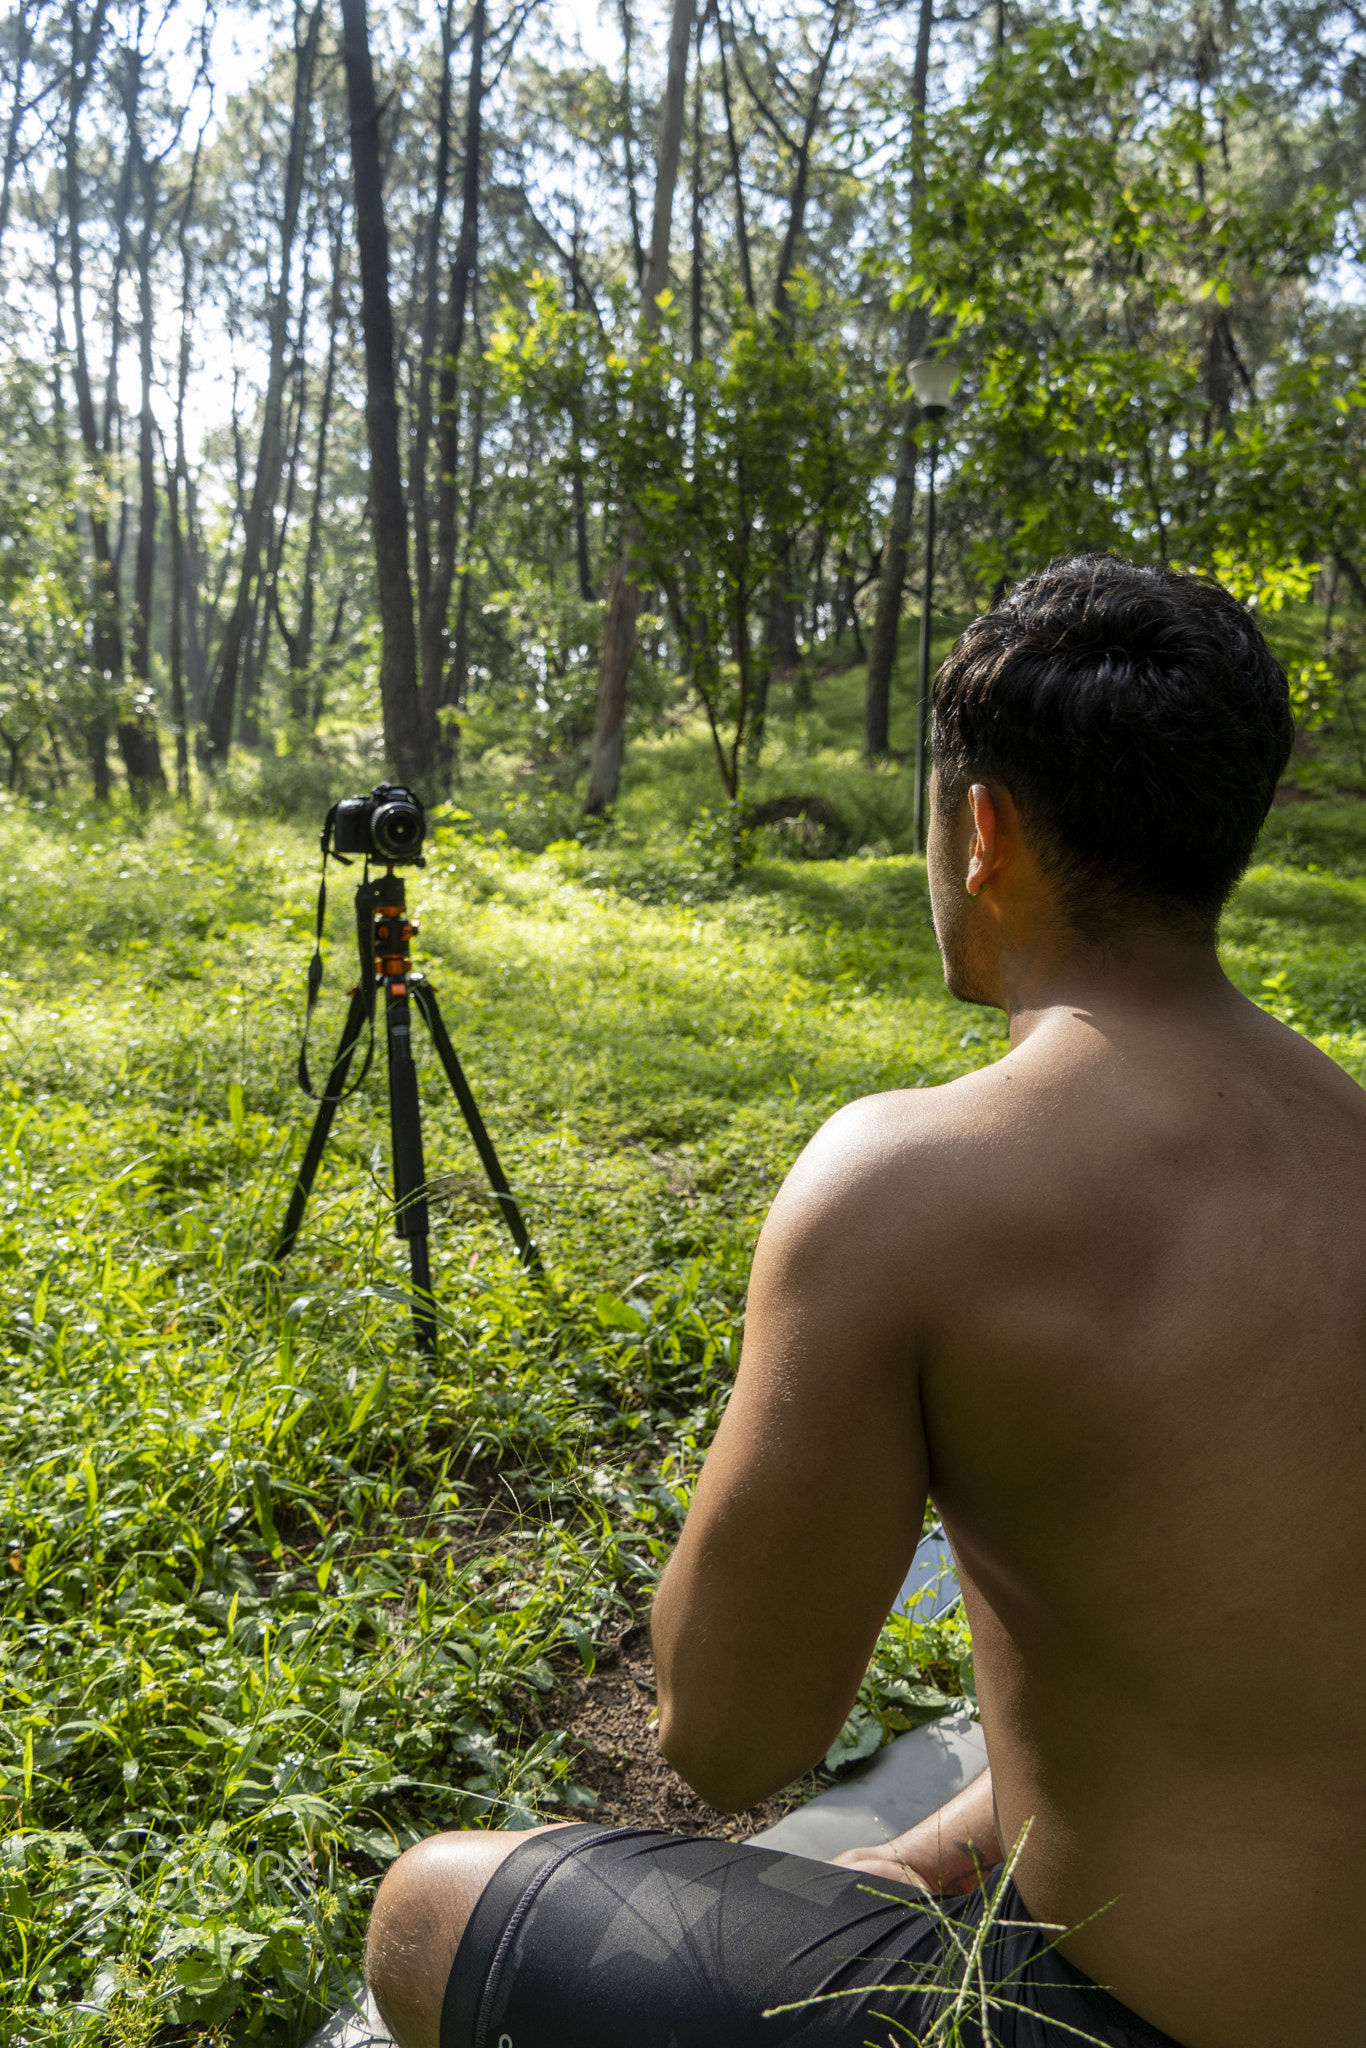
[366,556,1365,2048]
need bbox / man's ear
[965,784,1003,898]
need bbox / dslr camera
[327,782,427,866]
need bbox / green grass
[2,778,1365,2044]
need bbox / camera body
[330,783,427,865]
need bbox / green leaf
[249,1464,280,1558]
[825,1709,884,1773]
[227,1083,245,1138]
[347,1361,390,1433]
[174,1955,228,1996]
[594,1293,646,1333]
[78,1446,97,1517]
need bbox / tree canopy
[0,0,1363,807]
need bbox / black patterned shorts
[439,1824,1184,2048]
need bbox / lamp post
[908,356,957,855]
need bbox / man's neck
[1000,927,1234,1050]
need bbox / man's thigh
[368,1824,575,2048]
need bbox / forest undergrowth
[2,783,1365,2044]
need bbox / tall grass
[766,1826,1116,2048]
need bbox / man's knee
[366,1828,565,2048]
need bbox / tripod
[274,867,539,1352]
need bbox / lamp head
[909,356,959,419]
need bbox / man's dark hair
[932,554,1295,936]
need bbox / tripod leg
[385,979,438,1354]
[410,979,542,1274]
[275,984,369,1265]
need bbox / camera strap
[297,807,374,1102]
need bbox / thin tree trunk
[48,233,82,788]
[279,208,343,728]
[244,282,312,745]
[862,338,924,757]
[340,0,424,782]
[410,0,455,671]
[568,240,594,601]
[127,111,167,797]
[102,115,133,463]
[641,0,694,327]
[0,0,34,252]
[770,4,846,322]
[585,0,695,816]
[715,11,754,310]
[421,0,485,756]
[205,0,322,763]
[618,0,645,287]
[689,15,704,365]
[166,181,197,803]
[166,437,190,799]
[449,331,486,712]
[863,0,933,759]
[236,585,264,744]
[184,469,208,716]
[746,0,850,747]
[65,0,115,799]
[571,471,593,602]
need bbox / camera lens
[371,796,425,862]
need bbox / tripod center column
[375,871,430,1250]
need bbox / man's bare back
[859,978,1366,2047]
[654,793,1366,2042]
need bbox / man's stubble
[926,787,995,1008]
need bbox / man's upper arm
[651,1098,933,1811]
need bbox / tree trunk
[184,470,208,718]
[279,209,343,729]
[689,17,704,364]
[126,123,167,798]
[449,337,487,714]
[340,0,424,783]
[584,0,695,816]
[746,0,850,744]
[863,331,924,759]
[0,0,34,252]
[410,0,455,693]
[244,294,311,745]
[166,124,205,799]
[205,0,321,764]
[863,0,933,759]
[585,556,642,813]
[166,441,190,800]
[715,12,754,310]
[617,0,645,288]
[64,0,115,799]
[770,4,846,323]
[568,242,594,601]
[421,0,485,757]
[571,471,593,602]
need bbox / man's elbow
[656,1697,815,1815]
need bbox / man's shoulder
[764,1057,1034,1264]
[795,1056,1031,1182]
